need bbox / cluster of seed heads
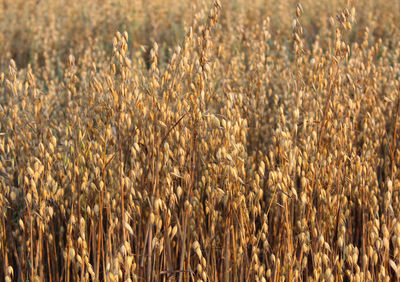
[1,0,400,281]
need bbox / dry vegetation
[1,0,400,281]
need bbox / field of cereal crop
[1,0,400,280]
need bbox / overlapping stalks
[1,0,400,281]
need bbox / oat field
[1,0,400,281]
